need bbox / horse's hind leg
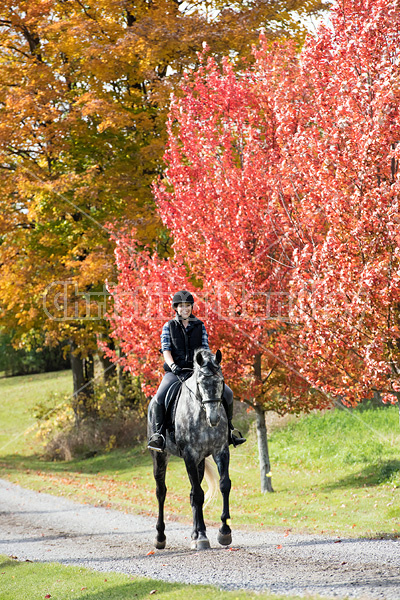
[152,450,169,549]
[214,447,232,546]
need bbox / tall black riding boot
[225,400,246,447]
[147,401,166,452]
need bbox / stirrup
[230,429,246,447]
[147,433,165,452]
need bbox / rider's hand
[170,363,183,376]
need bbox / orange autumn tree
[0,0,327,417]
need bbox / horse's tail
[204,456,219,508]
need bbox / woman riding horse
[147,290,246,452]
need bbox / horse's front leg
[184,455,210,550]
[152,450,169,549]
[214,446,232,546]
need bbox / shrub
[34,375,147,460]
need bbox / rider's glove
[170,363,183,376]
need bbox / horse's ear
[215,349,222,364]
[196,352,204,366]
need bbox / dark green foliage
[0,331,70,376]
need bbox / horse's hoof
[154,537,166,549]
[217,531,232,546]
[191,537,210,550]
[196,538,211,550]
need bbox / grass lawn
[0,371,399,538]
[0,370,72,455]
[0,555,326,600]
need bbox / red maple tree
[107,44,330,491]
[155,47,327,408]
[104,226,189,398]
[285,0,400,406]
[108,0,400,491]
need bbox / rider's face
[176,302,192,320]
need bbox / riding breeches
[154,373,179,406]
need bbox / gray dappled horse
[148,348,232,550]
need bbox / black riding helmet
[172,290,194,310]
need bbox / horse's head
[194,348,224,427]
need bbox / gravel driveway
[0,479,399,599]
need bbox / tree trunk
[84,354,94,393]
[254,403,274,493]
[70,340,94,424]
[252,352,274,493]
[116,346,124,403]
[99,350,116,381]
[97,336,116,381]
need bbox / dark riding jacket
[163,316,204,371]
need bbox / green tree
[0,330,70,376]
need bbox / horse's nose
[206,404,221,427]
[208,413,220,427]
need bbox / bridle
[196,363,225,406]
[178,363,224,406]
